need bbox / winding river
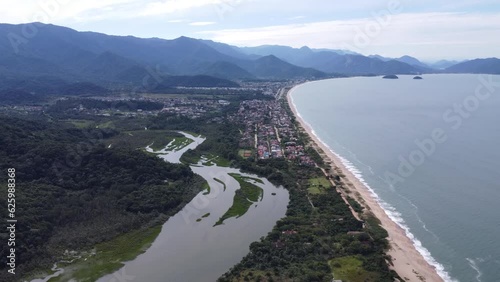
[97,132,289,282]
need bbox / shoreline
[286,84,444,282]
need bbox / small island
[382,74,399,79]
[413,76,423,79]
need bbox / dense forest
[0,116,205,281]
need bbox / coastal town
[229,98,315,165]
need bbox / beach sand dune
[287,86,443,282]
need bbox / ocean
[290,74,500,282]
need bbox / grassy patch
[64,119,94,128]
[49,226,162,282]
[214,178,227,191]
[200,154,231,167]
[166,137,193,151]
[238,149,253,159]
[215,174,263,226]
[228,174,264,198]
[202,181,211,195]
[236,175,264,184]
[97,121,115,129]
[309,177,332,188]
[307,177,332,194]
[307,186,323,194]
[329,256,379,282]
[105,130,181,150]
[213,157,231,167]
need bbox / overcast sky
[1,0,499,61]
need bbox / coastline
[286,84,444,282]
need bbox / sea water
[290,74,500,282]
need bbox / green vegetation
[166,137,193,151]
[105,129,182,150]
[329,256,380,282]
[308,177,332,194]
[238,149,253,159]
[63,119,94,128]
[184,153,231,167]
[49,226,162,282]
[97,120,115,129]
[228,174,263,201]
[0,116,205,281]
[180,150,202,165]
[309,176,332,188]
[202,180,211,195]
[364,215,389,243]
[211,155,231,167]
[196,213,211,223]
[239,175,264,184]
[347,196,365,213]
[308,185,322,194]
[214,178,227,191]
[215,174,263,226]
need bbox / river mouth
[97,132,289,282]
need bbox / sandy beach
[286,86,444,282]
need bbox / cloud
[0,0,143,23]
[198,12,500,59]
[138,0,226,16]
[289,15,305,20]
[0,0,223,23]
[189,21,216,26]
[168,19,187,23]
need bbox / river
[97,132,289,282]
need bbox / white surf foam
[319,134,457,282]
[466,258,483,282]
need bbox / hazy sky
[1,0,500,61]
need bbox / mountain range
[0,22,499,96]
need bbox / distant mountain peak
[445,58,500,74]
